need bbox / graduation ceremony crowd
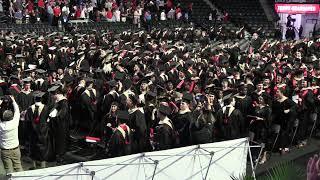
[0,21,320,174]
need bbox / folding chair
[270,124,281,153]
[309,113,318,139]
[290,119,299,147]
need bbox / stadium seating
[211,0,276,36]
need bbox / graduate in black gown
[101,80,119,116]
[144,91,157,134]
[17,78,34,113]
[154,104,175,150]
[172,93,194,147]
[70,78,86,131]
[80,78,99,133]
[25,91,52,169]
[248,95,272,164]
[234,84,253,135]
[190,99,215,145]
[17,78,34,150]
[127,94,148,153]
[215,95,245,141]
[296,80,316,147]
[272,88,297,154]
[102,102,119,145]
[107,110,132,158]
[48,85,71,165]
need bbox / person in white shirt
[80,5,87,19]
[160,10,166,21]
[167,8,175,20]
[114,8,121,22]
[61,5,69,23]
[0,96,23,174]
[133,7,141,28]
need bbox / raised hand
[307,154,320,180]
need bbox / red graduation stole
[176,80,184,89]
[119,124,130,145]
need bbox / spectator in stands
[80,4,88,19]
[160,10,166,21]
[175,5,182,20]
[53,3,61,26]
[61,3,69,23]
[9,2,14,22]
[106,8,113,22]
[166,0,173,12]
[47,4,54,25]
[144,9,152,32]
[167,8,174,20]
[223,10,229,22]
[187,2,193,20]
[14,9,23,24]
[133,6,142,28]
[299,25,303,39]
[105,0,113,10]
[114,8,120,22]
[37,0,45,21]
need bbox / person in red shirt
[106,9,113,22]
[75,6,81,19]
[167,0,173,12]
[27,0,34,15]
[53,4,61,26]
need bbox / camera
[0,95,14,121]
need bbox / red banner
[275,3,320,14]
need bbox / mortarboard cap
[48,46,57,51]
[158,104,171,116]
[22,77,32,83]
[36,69,46,74]
[15,54,24,58]
[182,92,193,103]
[114,71,125,81]
[48,85,61,93]
[107,80,118,87]
[33,91,45,98]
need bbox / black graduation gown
[298,90,316,141]
[172,110,193,147]
[17,91,34,111]
[215,106,244,141]
[144,104,157,130]
[102,113,118,144]
[17,90,34,146]
[128,108,148,153]
[25,103,53,161]
[101,90,119,116]
[272,98,297,148]
[108,125,132,158]
[235,95,253,133]
[45,54,58,72]
[50,99,71,157]
[33,78,49,92]
[249,105,272,150]
[190,110,214,145]
[76,57,90,72]
[154,120,174,150]
[70,85,85,129]
[80,89,99,132]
